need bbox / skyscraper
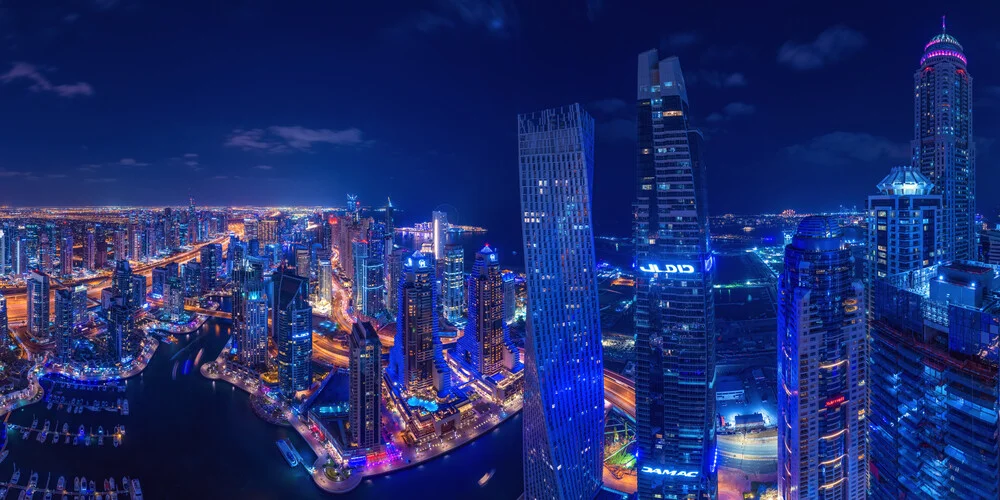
[517,103,604,499]
[634,50,716,499]
[777,217,866,500]
[866,166,942,326]
[0,293,7,348]
[349,321,382,450]
[84,228,96,271]
[71,285,88,327]
[27,271,50,336]
[318,259,332,305]
[457,245,517,377]
[61,229,73,277]
[352,224,386,321]
[106,296,131,364]
[233,255,268,370]
[870,262,1000,499]
[432,211,448,260]
[385,248,407,321]
[272,270,313,399]
[441,242,465,326]
[200,243,222,292]
[388,251,450,398]
[914,20,975,261]
[54,288,75,361]
[501,271,516,325]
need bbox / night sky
[2,0,1000,238]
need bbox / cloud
[226,126,369,152]
[255,165,273,170]
[0,169,29,178]
[784,132,909,166]
[778,25,867,71]
[390,0,518,38]
[84,177,117,183]
[689,71,748,88]
[117,158,149,166]
[663,32,700,50]
[706,102,756,122]
[0,62,94,97]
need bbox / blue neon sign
[641,466,699,478]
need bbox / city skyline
[3,4,1000,237]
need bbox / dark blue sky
[2,0,999,237]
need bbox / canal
[3,318,524,499]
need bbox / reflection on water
[2,318,524,499]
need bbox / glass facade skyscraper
[441,242,465,326]
[233,254,269,371]
[634,50,716,499]
[27,270,50,336]
[777,216,866,500]
[54,287,74,361]
[517,103,604,499]
[914,22,974,261]
[870,261,1000,499]
[349,320,382,450]
[272,270,313,399]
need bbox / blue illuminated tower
[0,293,7,349]
[517,103,604,499]
[54,288,74,361]
[634,50,716,499]
[914,19,975,261]
[272,270,313,399]
[388,251,450,398]
[777,217,866,499]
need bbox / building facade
[388,251,450,398]
[517,103,604,499]
[869,262,1000,499]
[634,50,717,499]
[349,321,382,450]
[27,271,50,336]
[914,22,975,261]
[272,270,313,399]
[457,245,517,377]
[777,216,866,500]
[441,242,465,326]
[54,288,74,361]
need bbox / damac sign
[638,264,696,274]
[641,466,699,478]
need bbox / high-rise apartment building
[457,245,517,377]
[517,103,604,499]
[200,243,222,292]
[54,288,75,361]
[27,271,50,336]
[777,217,866,500]
[388,251,450,398]
[866,166,942,326]
[233,256,269,370]
[349,321,382,450]
[870,261,1000,499]
[432,211,448,261]
[272,270,312,399]
[634,50,717,499]
[441,242,465,326]
[914,21,975,261]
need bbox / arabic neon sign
[641,466,699,478]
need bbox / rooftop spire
[942,15,946,34]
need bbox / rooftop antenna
[942,15,946,34]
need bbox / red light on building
[825,395,846,408]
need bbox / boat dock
[0,468,140,500]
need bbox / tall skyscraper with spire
[634,50,716,499]
[517,103,604,499]
[914,18,974,261]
